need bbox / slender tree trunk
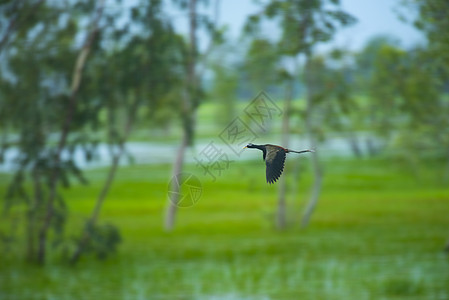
[291,152,302,207]
[164,0,197,231]
[36,1,104,264]
[291,124,304,221]
[70,151,121,263]
[164,131,188,231]
[443,146,449,183]
[366,137,378,156]
[26,167,41,261]
[301,53,323,228]
[277,76,294,229]
[301,147,322,228]
[348,134,363,158]
[70,99,139,264]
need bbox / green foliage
[242,0,356,98]
[77,222,122,260]
[301,32,449,163]
[354,36,400,93]
[0,0,187,263]
[246,0,356,56]
[395,0,449,166]
[209,61,238,126]
[352,34,449,162]
[0,0,102,263]
[243,38,280,93]
[411,0,449,77]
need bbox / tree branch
[70,97,140,264]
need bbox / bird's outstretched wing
[265,146,286,184]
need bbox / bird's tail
[288,148,315,154]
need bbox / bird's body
[244,143,313,184]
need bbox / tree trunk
[163,0,197,231]
[70,98,138,264]
[301,147,322,228]
[277,178,287,229]
[291,151,302,208]
[443,146,449,183]
[301,53,323,228]
[277,76,294,230]
[366,137,378,156]
[26,167,42,261]
[36,1,104,264]
[164,131,188,231]
[70,151,121,263]
[348,134,363,158]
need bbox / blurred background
[0,0,448,299]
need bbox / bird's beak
[243,146,247,149]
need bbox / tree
[355,35,449,172]
[409,0,449,253]
[404,0,449,177]
[36,0,107,265]
[246,0,356,228]
[243,38,281,96]
[164,0,220,231]
[0,0,106,264]
[352,36,400,156]
[406,0,449,78]
[209,51,239,126]
[164,0,199,231]
[0,0,188,263]
[70,0,184,262]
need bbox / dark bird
[244,143,314,184]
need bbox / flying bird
[244,143,314,184]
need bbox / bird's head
[244,143,255,149]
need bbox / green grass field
[1,156,449,299]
